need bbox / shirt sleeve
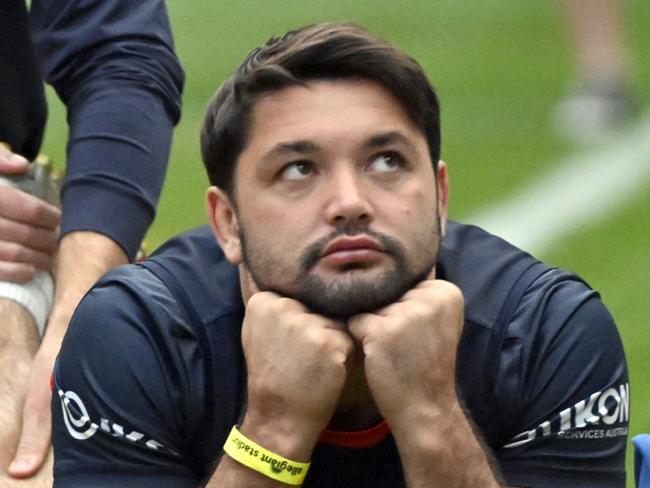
[51,268,206,487]
[29,0,184,260]
[494,274,629,488]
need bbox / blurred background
[40,1,649,484]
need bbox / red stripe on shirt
[319,420,390,448]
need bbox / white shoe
[553,82,635,143]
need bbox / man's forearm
[47,231,127,337]
[392,398,503,488]
[0,300,39,469]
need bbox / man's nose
[323,168,373,226]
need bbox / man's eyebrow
[363,131,418,152]
[263,140,319,161]
[261,132,417,162]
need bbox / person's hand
[9,232,128,478]
[0,449,52,487]
[348,276,464,431]
[6,325,62,479]
[240,274,354,458]
[0,145,60,282]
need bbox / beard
[239,218,441,319]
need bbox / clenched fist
[348,278,464,431]
[240,290,354,458]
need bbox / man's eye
[367,153,404,173]
[280,161,314,181]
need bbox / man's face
[209,79,448,317]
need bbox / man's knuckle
[28,203,51,225]
[445,287,464,309]
[277,296,304,314]
[439,280,462,296]
[273,296,292,310]
[246,292,263,307]
[40,235,58,254]
[22,226,45,246]
[304,327,328,348]
[247,292,274,313]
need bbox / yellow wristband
[223,425,310,485]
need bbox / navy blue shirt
[28,0,184,259]
[0,0,47,160]
[52,222,629,487]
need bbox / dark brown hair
[200,22,441,195]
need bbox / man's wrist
[223,426,310,485]
[391,398,502,487]
[389,392,466,456]
[239,413,319,464]
[387,384,458,431]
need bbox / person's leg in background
[555,0,636,140]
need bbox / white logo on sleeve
[60,390,98,440]
[57,389,178,456]
[504,382,630,449]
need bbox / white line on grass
[468,110,650,255]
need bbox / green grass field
[40,1,650,485]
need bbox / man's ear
[436,160,450,236]
[206,186,243,265]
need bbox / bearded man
[51,22,628,487]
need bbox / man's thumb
[7,413,51,478]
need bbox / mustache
[300,226,405,272]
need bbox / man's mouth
[320,236,385,268]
